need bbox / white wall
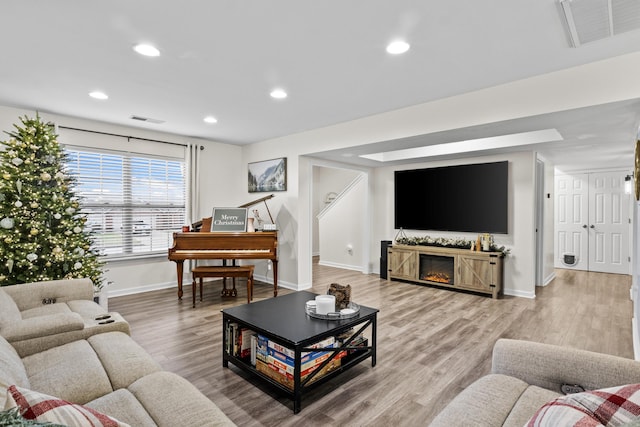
[242,53,640,296]
[0,105,243,297]
[633,199,640,359]
[312,166,360,255]
[318,175,366,271]
[542,156,556,285]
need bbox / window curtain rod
[58,125,204,150]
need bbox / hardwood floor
[109,263,633,426]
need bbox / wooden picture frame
[248,157,287,193]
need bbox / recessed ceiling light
[270,89,287,99]
[133,43,160,57]
[203,116,217,124]
[89,91,108,100]
[386,40,410,54]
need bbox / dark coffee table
[222,290,378,413]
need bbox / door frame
[535,159,544,285]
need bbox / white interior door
[554,171,631,274]
[588,172,630,274]
[555,174,589,270]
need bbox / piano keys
[168,231,278,300]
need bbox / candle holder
[305,301,361,320]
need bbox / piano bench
[191,265,255,307]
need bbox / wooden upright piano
[168,195,279,300]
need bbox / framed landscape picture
[248,157,287,193]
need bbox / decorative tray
[305,301,360,320]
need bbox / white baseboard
[317,260,363,272]
[107,280,177,298]
[107,273,308,299]
[503,288,536,299]
[252,273,303,291]
[536,271,556,287]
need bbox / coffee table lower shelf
[224,345,374,413]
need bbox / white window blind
[65,147,186,258]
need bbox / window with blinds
[65,147,186,258]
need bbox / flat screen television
[394,161,508,234]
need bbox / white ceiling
[1,1,640,170]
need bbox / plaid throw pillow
[5,385,130,427]
[526,383,640,427]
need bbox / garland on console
[395,235,510,256]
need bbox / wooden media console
[387,244,504,298]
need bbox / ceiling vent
[129,115,165,124]
[559,0,640,47]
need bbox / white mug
[315,295,336,315]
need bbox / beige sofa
[430,339,640,426]
[0,278,235,426]
[0,278,130,356]
[0,331,235,426]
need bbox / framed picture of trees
[248,158,286,193]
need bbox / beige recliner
[0,278,129,356]
[430,339,640,426]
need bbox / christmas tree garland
[0,115,104,288]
